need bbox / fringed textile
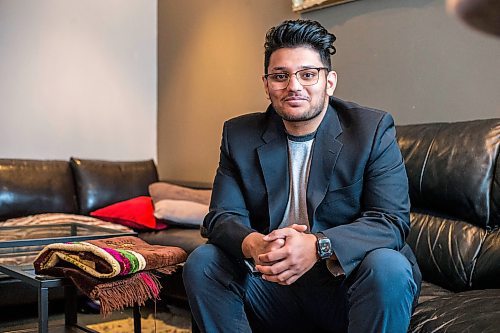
[33,236,187,316]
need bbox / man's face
[263,47,337,124]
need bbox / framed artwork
[292,0,357,13]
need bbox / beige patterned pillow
[153,199,209,227]
[148,182,211,205]
[148,182,212,228]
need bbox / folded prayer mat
[33,236,187,316]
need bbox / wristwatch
[314,232,333,260]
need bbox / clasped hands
[241,224,318,285]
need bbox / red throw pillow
[90,196,168,230]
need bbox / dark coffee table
[0,223,140,333]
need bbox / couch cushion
[149,182,211,205]
[416,281,452,304]
[407,212,486,291]
[409,289,500,333]
[397,119,500,228]
[0,159,77,220]
[493,145,500,227]
[472,228,500,289]
[148,182,211,228]
[139,227,206,254]
[70,158,158,215]
[153,199,208,228]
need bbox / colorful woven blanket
[34,236,187,315]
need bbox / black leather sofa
[1,118,499,332]
[397,118,500,332]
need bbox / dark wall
[303,0,500,125]
[158,0,500,183]
[158,0,297,182]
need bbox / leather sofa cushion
[407,212,486,291]
[0,159,77,220]
[70,158,158,215]
[493,148,500,227]
[472,228,500,289]
[416,281,452,304]
[397,119,500,228]
[409,288,500,333]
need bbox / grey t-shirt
[278,131,316,229]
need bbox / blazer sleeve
[201,121,256,259]
[323,113,410,277]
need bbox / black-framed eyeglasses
[263,67,328,90]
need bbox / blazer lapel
[307,105,343,226]
[257,110,289,231]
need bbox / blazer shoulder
[331,96,390,120]
[221,111,272,150]
[223,109,278,139]
[330,97,395,132]
[225,112,268,129]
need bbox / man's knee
[355,248,417,304]
[183,244,218,282]
[183,244,238,290]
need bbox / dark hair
[264,20,336,74]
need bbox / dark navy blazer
[202,96,419,279]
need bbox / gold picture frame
[292,0,357,13]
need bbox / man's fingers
[289,224,308,232]
[282,274,300,285]
[257,247,287,263]
[267,238,285,251]
[263,225,305,241]
[261,269,299,285]
[255,260,288,276]
[263,229,290,241]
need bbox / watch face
[318,237,332,259]
[319,240,331,253]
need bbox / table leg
[191,314,201,333]
[38,287,49,333]
[64,284,78,326]
[133,303,141,333]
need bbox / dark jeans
[183,244,419,333]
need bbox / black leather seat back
[406,212,487,291]
[0,159,78,221]
[397,119,500,229]
[70,158,159,215]
[397,119,500,291]
[493,150,500,227]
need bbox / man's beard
[273,90,328,123]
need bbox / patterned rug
[87,314,191,333]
